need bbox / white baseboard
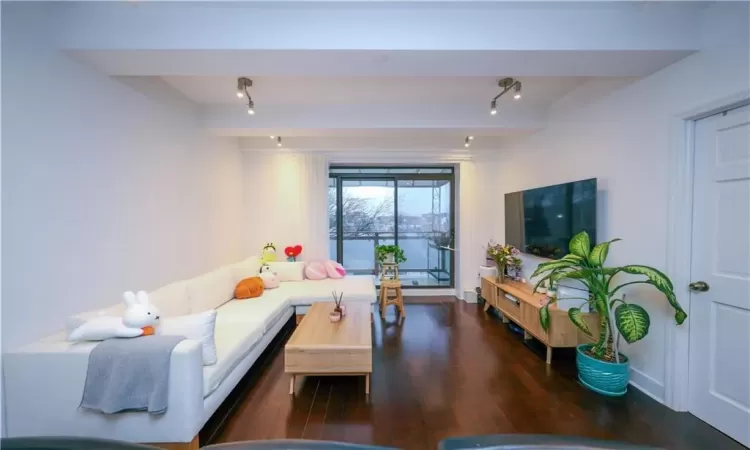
[629,367,665,404]
[462,290,478,303]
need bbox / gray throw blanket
[80,335,185,415]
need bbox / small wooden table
[285,302,373,394]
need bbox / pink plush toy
[305,261,328,280]
[324,260,346,279]
[259,264,280,289]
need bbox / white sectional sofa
[2,257,377,448]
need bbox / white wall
[456,159,495,300]
[487,2,749,402]
[242,151,329,261]
[1,3,244,351]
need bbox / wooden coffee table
[285,302,373,394]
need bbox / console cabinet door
[480,278,494,304]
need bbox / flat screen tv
[505,178,597,260]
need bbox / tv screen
[505,178,597,259]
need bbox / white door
[688,104,750,447]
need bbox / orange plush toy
[235,277,265,299]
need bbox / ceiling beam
[58,2,702,52]
[200,104,545,136]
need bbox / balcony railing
[329,231,453,285]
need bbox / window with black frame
[329,167,455,288]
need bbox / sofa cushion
[277,275,377,306]
[202,321,263,397]
[65,302,126,335]
[159,310,217,366]
[149,280,190,318]
[186,267,235,313]
[216,292,290,333]
[229,256,262,285]
[268,261,305,282]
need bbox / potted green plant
[532,231,687,396]
[375,244,407,265]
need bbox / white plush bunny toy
[122,290,161,336]
[67,290,162,341]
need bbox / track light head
[269,136,275,139]
[464,136,472,148]
[237,77,252,90]
[468,136,474,140]
[277,136,282,147]
[490,77,522,113]
[238,77,255,112]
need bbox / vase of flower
[496,263,506,283]
[486,242,521,284]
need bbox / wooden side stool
[379,279,406,318]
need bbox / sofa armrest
[4,338,205,443]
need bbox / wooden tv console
[481,277,599,364]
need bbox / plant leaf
[568,231,591,259]
[562,254,586,264]
[615,303,651,343]
[531,259,581,278]
[568,307,593,337]
[533,270,559,292]
[588,239,621,267]
[539,304,551,331]
[619,265,686,324]
[620,265,674,290]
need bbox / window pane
[341,179,394,274]
[397,179,452,287]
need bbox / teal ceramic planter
[576,344,629,396]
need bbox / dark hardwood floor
[212,299,745,450]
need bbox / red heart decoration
[284,245,303,257]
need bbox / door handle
[689,281,710,292]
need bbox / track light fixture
[237,77,255,115]
[489,77,522,115]
[276,136,283,147]
[464,136,472,148]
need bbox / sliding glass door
[329,167,455,288]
